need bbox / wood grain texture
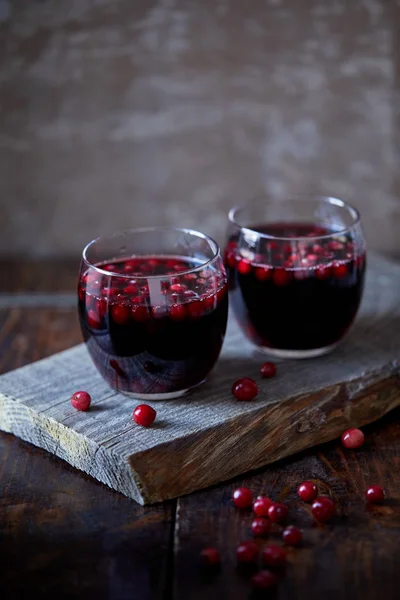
[0,254,399,505]
[0,305,175,600]
[173,410,400,600]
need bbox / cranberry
[316,264,332,280]
[328,240,344,251]
[123,284,138,295]
[251,517,271,537]
[131,304,149,322]
[132,404,157,427]
[365,485,385,504]
[169,304,187,321]
[260,362,276,378]
[306,253,318,264]
[341,428,364,449]
[231,378,258,401]
[238,259,252,275]
[261,544,287,567]
[236,541,259,564]
[255,266,272,281]
[267,502,288,523]
[232,487,253,508]
[111,304,131,325]
[87,308,101,329]
[103,263,117,272]
[273,268,292,286]
[224,251,237,269]
[253,496,273,517]
[251,570,278,589]
[282,525,302,547]
[170,283,187,293]
[333,262,348,278]
[71,391,91,411]
[297,481,318,502]
[200,547,220,566]
[311,496,335,522]
[188,299,204,319]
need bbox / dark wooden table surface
[1,260,399,600]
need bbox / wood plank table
[1,260,399,600]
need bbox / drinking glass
[78,227,228,398]
[224,195,366,358]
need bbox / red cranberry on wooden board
[132,404,157,427]
[297,481,318,502]
[267,502,289,523]
[253,496,273,516]
[341,428,365,449]
[200,547,220,566]
[232,487,253,509]
[365,485,385,504]
[282,525,302,547]
[261,544,287,567]
[260,362,277,378]
[251,517,271,537]
[70,391,91,411]
[251,570,278,589]
[236,540,259,564]
[311,496,335,522]
[231,378,259,401]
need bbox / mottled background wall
[0,0,399,259]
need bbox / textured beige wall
[0,0,399,259]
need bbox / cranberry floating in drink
[224,196,366,358]
[78,228,228,399]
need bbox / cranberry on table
[260,361,277,378]
[231,377,259,401]
[253,495,273,516]
[282,525,302,547]
[232,487,253,508]
[341,428,365,449]
[365,485,385,504]
[251,517,271,537]
[132,404,157,427]
[200,547,220,566]
[71,391,91,411]
[267,502,289,523]
[251,570,278,589]
[236,540,259,564]
[297,480,318,502]
[311,496,335,522]
[261,544,287,567]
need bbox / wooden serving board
[0,253,399,505]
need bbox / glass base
[118,388,189,400]
[116,378,206,400]
[256,342,338,359]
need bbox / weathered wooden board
[0,253,399,505]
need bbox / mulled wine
[225,210,366,358]
[78,229,228,398]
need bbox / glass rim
[82,226,221,279]
[228,195,361,241]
